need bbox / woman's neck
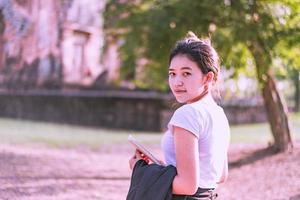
[187,90,210,104]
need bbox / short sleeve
[168,105,203,138]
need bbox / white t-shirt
[161,94,230,189]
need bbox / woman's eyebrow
[181,67,192,70]
[169,67,192,71]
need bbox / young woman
[129,32,230,200]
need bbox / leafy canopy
[104,0,300,91]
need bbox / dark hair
[169,31,220,82]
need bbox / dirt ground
[0,141,299,200]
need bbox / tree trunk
[262,72,293,152]
[294,69,300,112]
[249,40,293,152]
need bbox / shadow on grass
[290,194,300,200]
[229,146,277,169]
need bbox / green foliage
[274,44,300,79]
[104,0,300,91]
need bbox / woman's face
[168,54,207,103]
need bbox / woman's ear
[205,71,215,83]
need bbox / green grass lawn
[0,113,299,148]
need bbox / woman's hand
[129,149,150,169]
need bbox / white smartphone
[128,135,163,166]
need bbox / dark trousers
[172,188,217,200]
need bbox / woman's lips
[174,90,186,94]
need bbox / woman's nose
[174,78,183,86]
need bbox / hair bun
[185,31,200,41]
[185,31,212,46]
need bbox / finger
[135,150,143,159]
[131,154,137,159]
[135,149,141,154]
[129,156,139,169]
[136,149,142,154]
[143,157,150,164]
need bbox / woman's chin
[175,97,187,104]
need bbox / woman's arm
[172,126,199,195]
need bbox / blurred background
[0,0,299,200]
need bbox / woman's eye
[183,72,191,76]
[168,72,175,77]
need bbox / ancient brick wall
[0,90,267,132]
[0,0,106,89]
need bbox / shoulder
[169,104,204,138]
[171,104,203,123]
[173,103,206,121]
[173,104,197,116]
